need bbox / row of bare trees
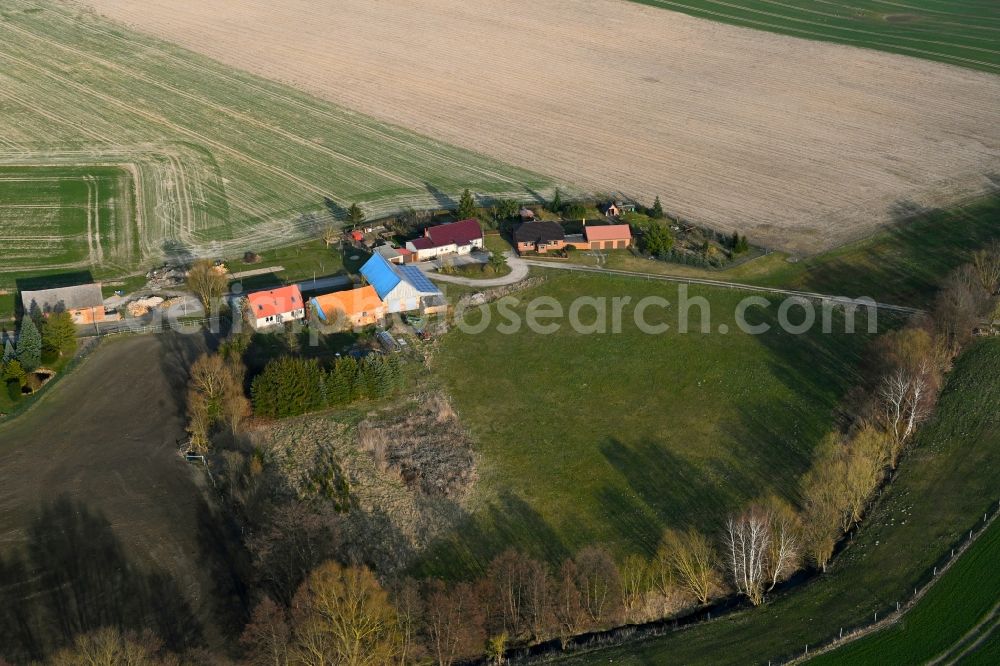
[799,246,998,572]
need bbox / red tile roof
[585,224,632,242]
[425,219,483,248]
[247,285,303,319]
[409,237,435,250]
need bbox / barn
[20,283,108,325]
[360,253,443,314]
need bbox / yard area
[420,273,889,577]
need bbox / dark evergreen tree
[548,187,563,214]
[650,196,664,219]
[2,339,14,364]
[15,316,41,371]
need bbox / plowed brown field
[81,0,1000,253]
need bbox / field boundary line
[786,506,1000,664]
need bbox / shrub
[6,379,21,402]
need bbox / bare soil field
[80,0,1000,254]
[0,334,247,662]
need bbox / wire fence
[781,498,1000,664]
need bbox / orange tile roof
[585,224,632,242]
[247,285,303,319]
[312,285,384,320]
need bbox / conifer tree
[16,316,41,371]
[457,188,478,220]
[650,196,664,219]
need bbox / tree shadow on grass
[158,330,213,421]
[0,496,201,663]
[794,194,1000,307]
[598,438,741,546]
[411,491,570,580]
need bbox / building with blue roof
[359,253,442,314]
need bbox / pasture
[812,514,1000,664]
[556,338,1000,665]
[81,0,1000,254]
[420,273,887,577]
[630,0,1000,73]
[0,0,554,279]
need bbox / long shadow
[599,438,739,540]
[424,182,455,210]
[412,491,569,580]
[0,496,201,663]
[158,330,212,421]
[795,193,1000,307]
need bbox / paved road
[521,259,924,314]
[421,251,530,287]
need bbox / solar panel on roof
[398,266,441,294]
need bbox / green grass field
[0,165,135,272]
[418,273,887,577]
[629,0,1000,73]
[554,337,1000,665]
[0,0,554,283]
[812,514,1000,664]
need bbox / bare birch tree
[725,507,771,605]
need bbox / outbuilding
[360,253,443,314]
[310,285,386,329]
[20,283,108,325]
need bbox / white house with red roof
[246,285,306,330]
[405,219,483,261]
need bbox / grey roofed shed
[20,283,104,313]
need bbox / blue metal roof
[398,265,442,295]
[360,254,402,300]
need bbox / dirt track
[0,334,246,661]
[80,0,1000,254]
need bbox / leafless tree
[972,241,1000,295]
[241,597,290,666]
[763,498,801,591]
[725,506,771,605]
[290,561,401,666]
[322,223,339,248]
[619,554,649,621]
[878,363,931,465]
[186,258,228,311]
[392,578,424,665]
[663,528,720,605]
[551,560,587,641]
[573,546,623,627]
[421,580,484,666]
[48,627,171,666]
